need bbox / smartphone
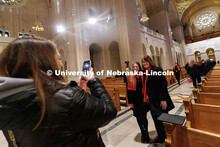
[81,60,91,80]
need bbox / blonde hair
[189,60,196,68]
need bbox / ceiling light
[57,25,65,33]
[88,18,97,24]
[140,13,149,22]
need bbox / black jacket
[145,66,174,116]
[0,77,117,147]
[189,64,201,77]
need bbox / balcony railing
[139,24,165,40]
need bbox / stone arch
[149,45,156,63]
[89,43,103,72]
[155,47,160,67]
[206,48,216,61]
[142,43,147,56]
[160,48,164,69]
[109,41,122,71]
[194,51,201,62]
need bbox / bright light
[88,18,97,24]
[57,25,65,33]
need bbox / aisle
[100,79,193,147]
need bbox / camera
[125,61,129,68]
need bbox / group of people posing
[126,56,174,144]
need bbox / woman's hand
[82,67,95,81]
[79,78,87,91]
[160,101,167,110]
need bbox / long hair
[141,55,156,70]
[189,60,196,68]
[129,62,142,87]
[0,37,65,130]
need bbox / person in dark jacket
[185,62,190,75]
[189,60,201,88]
[173,63,181,85]
[0,37,117,147]
[123,67,131,84]
[141,55,174,144]
[127,62,150,143]
[201,60,207,76]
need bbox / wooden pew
[205,77,220,81]
[201,86,220,93]
[194,91,220,105]
[105,84,129,107]
[164,122,188,147]
[187,128,220,147]
[86,87,121,111]
[106,88,121,111]
[183,98,220,134]
[164,123,220,147]
[198,80,220,90]
[164,96,220,147]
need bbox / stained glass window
[195,11,218,30]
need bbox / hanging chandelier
[32,16,44,32]
[0,0,28,8]
[32,21,44,32]
[140,13,149,22]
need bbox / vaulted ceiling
[140,0,220,30]
[142,0,164,17]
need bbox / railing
[139,24,166,40]
[173,40,181,47]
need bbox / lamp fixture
[0,0,28,8]
[32,16,44,32]
[4,30,9,37]
[57,25,65,33]
[88,18,97,24]
[140,13,149,22]
[18,32,23,38]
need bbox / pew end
[192,89,199,102]
[197,83,202,91]
[183,98,192,127]
[187,128,220,147]
[163,122,188,147]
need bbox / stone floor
[0,79,194,147]
[100,79,193,147]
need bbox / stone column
[173,25,187,65]
[149,10,176,69]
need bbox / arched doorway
[142,43,147,56]
[206,48,216,61]
[149,45,155,63]
[109,41,122,71]
[89,43,103,73]
[194,51,201,62]
[160,48,164,68]
[155,47,160,67]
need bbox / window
[4,31,9,37]
[195,11,218,30]
[0,30,2,36]
[57,0,60,14]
